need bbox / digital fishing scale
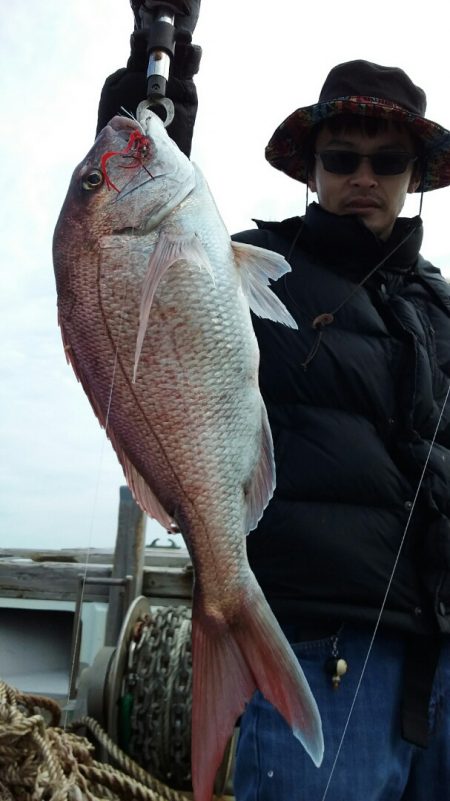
[136,1,191,127]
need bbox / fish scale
[53,111,324,801]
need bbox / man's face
[308,122,421,240]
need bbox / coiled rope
[0,679,193,801]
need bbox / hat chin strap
[305,172,310,214]
[418,189,424,216]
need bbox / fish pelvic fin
[191,579,324,801]
[134,231,213,381]
[232,241,298,328]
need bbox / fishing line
[63,336,124,731]
[63,159,146,729]
[62,400,117,727]
[330,222,419,316]
[320,382,450,801]
[120,105,145,132]
[282,220,420,340]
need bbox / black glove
[130,0,201,36]
[127,0,202,77]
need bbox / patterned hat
[265,60,450,191]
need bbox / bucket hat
[265,60,450,191]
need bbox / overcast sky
[2,1,450,550]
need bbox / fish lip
[107,115,141,134]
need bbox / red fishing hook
[101,130,152,193]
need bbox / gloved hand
[96,0,202,156]
[128,0,202,78]
[130,1,201,37]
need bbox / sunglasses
[315,150,418,176]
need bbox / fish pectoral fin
[134,231,213,381]
[244,404,276,534]
[191,581,324,801]
[232,241,298,328]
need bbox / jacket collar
[256,202,423,278]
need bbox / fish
[53,110,324,801]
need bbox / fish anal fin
[134,231,213,380]
[190,579,324,801]
[232,240,298,328]
[119,451,175,530]
[244,404,276,533]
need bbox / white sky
[1,1,450,550]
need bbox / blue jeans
[234,625,450,801]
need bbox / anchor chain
[125,606,193,790]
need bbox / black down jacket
[234,202,450,638]
[95,66,450,635]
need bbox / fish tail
[190,579,324,801]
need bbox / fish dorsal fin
[245,404,276,534]
[134,231,213,380]
[232,241,298,328]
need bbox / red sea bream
[52,110,323,801]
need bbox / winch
[80,596,235,796]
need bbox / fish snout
[107,115,141,136]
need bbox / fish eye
[82,169,104,191]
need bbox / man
[97,6,450,800]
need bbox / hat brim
[265,96,450,191]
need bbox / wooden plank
[0,561,113,601]
[142,565,193,600]
[105,486,146,645]
[0,561,193,602]
[0,547,191,568]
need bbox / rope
[0,680,195,801]
[71,716,191,801]
[14,688,62,727]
